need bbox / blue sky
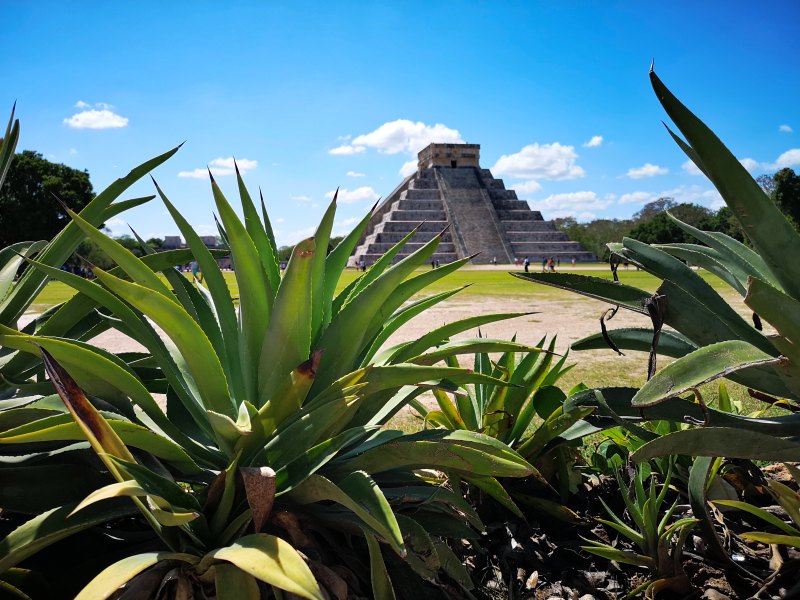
[5,1,800,245]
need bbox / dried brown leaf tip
[240,466,276,533]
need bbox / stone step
[505,231,569,242]
[403,188,441,201]
[502,221,556,232]
[395,199,444,211]
[357,252,459,266]
[492,199,531,211]
[487,189,518,200]
[496,210,540,221]
[388,209,446,221]
[408,178,438,190]
[362,241,456,254]
[372,231,452,244]
[376,220,450,233]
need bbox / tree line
[555,168,800,260]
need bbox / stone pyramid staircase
[351,145,595,266]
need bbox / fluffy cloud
[331,119,463,156]
[780,124,793,133]
[583,135,603,148]
[682,160,703,176]
[178,157,258,179]
[626,163,668,179]
[399,160,418,177]
[773,149,800,169]
[325,186,380,204]
[64,101,128,129]
[619,191,655,205]
[739,158,759,172]
[332,216,362,237]
[346,171,365,177]
[528,191,614,219]
[492,143,585,182]
[291,195,313,203]
[329,145,365,155]
[511,180,543,195]
[102,217,128,236]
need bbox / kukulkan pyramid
[351,143,595,265]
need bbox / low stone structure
[351,143,595,265]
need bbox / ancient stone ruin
[351,143,595,265]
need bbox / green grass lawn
[28,265,732,313]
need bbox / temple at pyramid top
[350,143,595,266]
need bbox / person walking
[523,257,530,273]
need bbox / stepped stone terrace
[351,143,595,265]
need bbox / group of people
[520,256,561,273]
[60,263,94,279]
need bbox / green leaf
[364,530,396,600]
[75,552,198,600]
[740,532,800,548]
[214,563,260,600]
[91,266,233,420]
[289,473,405,556]
[210,175,273,403]
[572,328,697,358]
[632,340,780,407]
[634,427,800,462]
[257,238,314,408]
[237,165,280,294]
[713,500,800,536]
[512,272,651,313]
[0,501,137,572]
[651,68,800,298]
[208,533,324,600]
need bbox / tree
[628,203,714,245]
[772,168,800,228]
[633,197,678,222]
[0,151,94,246]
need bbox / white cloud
[619,191,654,205]
[511,180,543,195]
[346,171,366,177]
[325,186,380,204]
[739,157,759,172]
[68,148,78,155]
[399,160,417,177]
[492,143,585,181]
[283,226,317,246]
[178,156,258,179]
[332,216,361,237]
[626,163,668,179]
[103,217,128,236]
[528,191,614,219]
[780,124,793,133]
[350,119,463,155]
[64,105,128,129]
[291,195,313,203]
[583,135,603,148]
[682,160,703,176]
[660,184,723,209]
[329,144,365,155]
[773,148,800,169]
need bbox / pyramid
[351,143,595,265]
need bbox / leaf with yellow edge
[75,552,198,600]
[208,533,324,600]
[71,481,151,516]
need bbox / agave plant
[582,462,697,596]
[513,68,800,465]
[410,337,596,517]
[715,463,800,550]
[0,167,537,598]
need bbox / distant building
[351,143,595,265]
[163,235,182,250]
